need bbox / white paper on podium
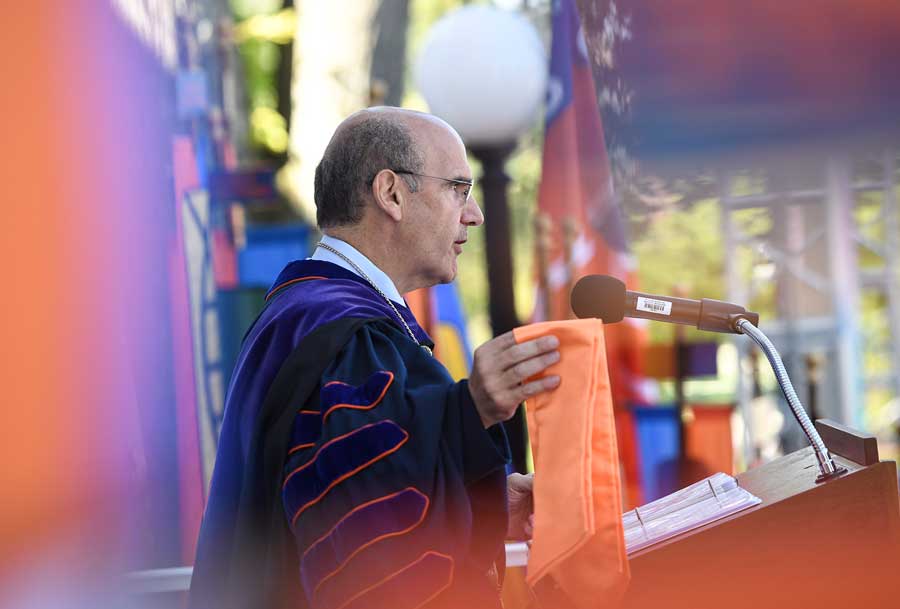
[623,472,762,554]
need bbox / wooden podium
[620,420,900,609]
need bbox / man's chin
[445,261,458,283]
[423,259,458,287]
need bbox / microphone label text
[636,297,672,316]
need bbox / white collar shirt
[311,234,406,306]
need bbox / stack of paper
[623,472,762,554]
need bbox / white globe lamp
[415,5,547,147]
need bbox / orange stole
[513,319,630,607]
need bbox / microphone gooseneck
[735,318,844,482]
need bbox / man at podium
[190,107,558,609]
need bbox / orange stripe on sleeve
[312,490,431,597]
[287,442,316,456]
[335,551,454,609]
[290,435,409,527]
[322,372,394,423]
[302,487,427,566]
[265,276,327,301]
[285,422,410,528]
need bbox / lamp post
[469,142,519,336]
[416,5,546,471]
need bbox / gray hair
[314,113,424,228]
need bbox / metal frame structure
[719,151,900,465]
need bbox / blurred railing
[124,542,530,595]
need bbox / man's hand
[468,331,560,428]
[507,473,535,541]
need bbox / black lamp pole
[470,142,529,473]
[470,143,518,335]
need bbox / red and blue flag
[536,0,648,507]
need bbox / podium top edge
[815,418,879,466]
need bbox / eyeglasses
[392,170,475,201]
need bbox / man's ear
[371,169,405,222]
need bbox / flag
[535,0,648,507]
[406,282,473,381]
[431,282,474,380]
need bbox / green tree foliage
[229,0,291,156]
[631,199,725,343]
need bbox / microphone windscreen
[570,275,626,322]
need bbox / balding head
[314,107,458,228]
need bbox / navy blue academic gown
[190,260,511,609]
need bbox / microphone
[570,275,759,334]
[570,275,844,481]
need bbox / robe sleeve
[281,320,510,609]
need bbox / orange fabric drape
[514,319,630,608]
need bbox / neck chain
[316,241,433,356]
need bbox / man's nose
[462,196,484,227]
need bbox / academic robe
[190,260,511,609]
